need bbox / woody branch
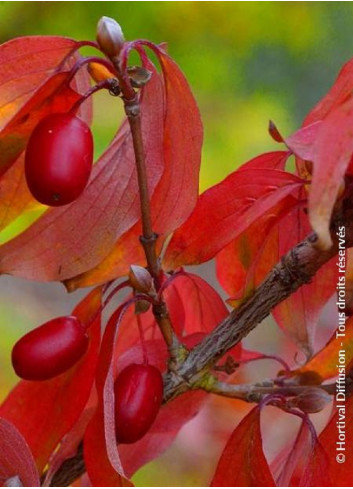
[50,178,353,486]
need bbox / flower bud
[290,387,331,413]
[96,16,125,59]
[129,265,153,293]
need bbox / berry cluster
[17,96,163,442]
[15,25,164,447]
[12,316,163,444]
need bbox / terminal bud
[96,16,125,59]
[289,387,331,413]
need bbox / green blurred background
[0,1,351,485]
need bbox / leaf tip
[268,120,284,143]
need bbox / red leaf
[144,46,203,234]
[0,418,40,487]
[162,272,230,336]
[299,439,330,486]
[0,36,79,126]
[216,196,296,306]
[0,154,36,233]
[164,152,302,269]
[84,409,128,487]
[296,56,353,181]
[0,62,165,282]
[0,287,102,471]
[299,397,353,486]
[272,203,337,356]
[66,221,147,290]
[215,153,334,355]
[84,305,129,486]
[234,150,290,170]
[116,272,233,350]
[210,406,275,486]
[0,36,86,176]
[309,96,353,248]
[310,396,353,486]
[65,47,203,290]
[271,419,329,486]
[216,149,292,304]
[291,316,353,381]
[284,121,321,162]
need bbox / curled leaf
[210,406,275,486]
[309,97,353,249]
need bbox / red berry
[25,113,93,206]
[114,364,163,444]
[11,316,89,381]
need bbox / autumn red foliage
[0,16,352,487]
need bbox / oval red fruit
[114,363,163,444]
[11,316,89,381]
[25,113,93,206]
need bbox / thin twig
[110,55,179,352]
[207,380,337,403]
[48,443,85,487]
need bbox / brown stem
[111,57,156,258]
[124,99,154,242]
[208,379,337,402]
[162,232,334,401]
[111,59,177,352]
[47,443,85,487]
[51,184,353,485]
[162,186,353,401]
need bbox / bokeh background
[0,2,351,486]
